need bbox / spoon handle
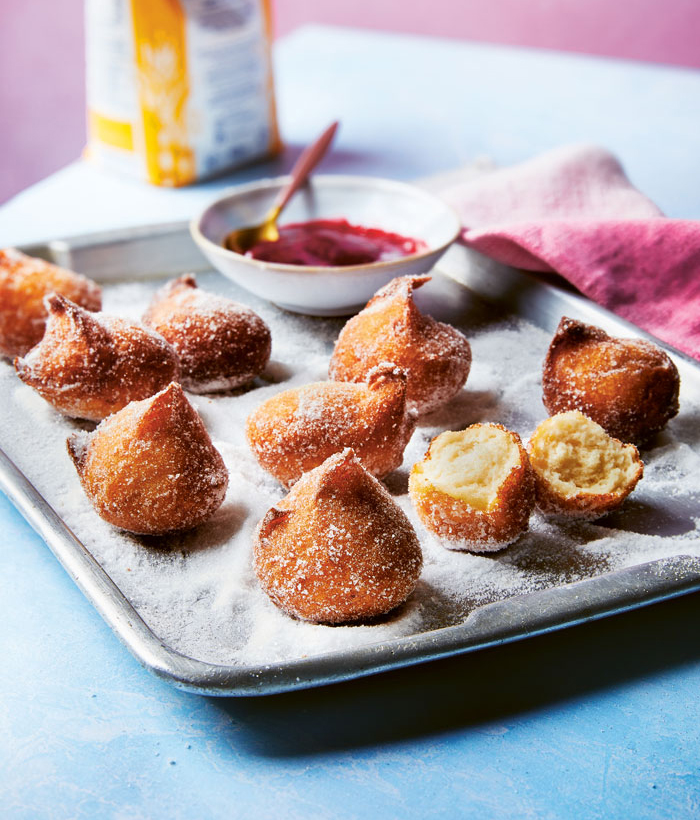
[270,120,339,217]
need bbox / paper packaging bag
[85,0,281,186]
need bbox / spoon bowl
[224,218,280,254]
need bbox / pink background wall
[2,0,699,205]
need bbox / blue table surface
[2,25,700,819]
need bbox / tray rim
[4,220,700,696]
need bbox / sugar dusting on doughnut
[542,316,680,444]
[246,362,416,487]
[254,449,423,624]
[143,274,271,393]
[0,247,102,358]
[67,382,229,535]
[15,294,180,421]
[329,275,472,415]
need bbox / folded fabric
[440,144,700,361]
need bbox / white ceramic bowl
[190,174,461,316]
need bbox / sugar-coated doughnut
[254,449,423,623]
[329,275,471,415]
[142,274,271,393]
[527,410,643,520]
[15,294,180,422]
[246,363,416,488]
[0,248,101,358]
[409,423,534,552]
[67,382,228,535]
[542,317,680,443]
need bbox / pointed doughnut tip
[314,447,362,494]
[66,430,90,474]
[256,506,293,541]
[365,362,408,390]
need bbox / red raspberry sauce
[247,218,426,266]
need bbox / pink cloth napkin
[441,145,700,361]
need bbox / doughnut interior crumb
[417,426,521,511]
[529,410,641,498]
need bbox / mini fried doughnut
[329,275,472,415]
[542,316,680,444]
[142,274,271,393]
[409,423,534,552]
[15,294,180,422]
[67,382,229,535]
[528,410,644,520]
[246,363,416,488]
[254,448,423,623]
[0,247,101,358]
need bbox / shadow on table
[210,590,700,758]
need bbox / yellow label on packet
[130,0,195,186]
[85,0,280,186]
[88,111,135,153]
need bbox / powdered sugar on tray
[1,270,700,667]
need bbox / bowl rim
[190,174,462,276]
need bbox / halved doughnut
[409,423,534,552]
[528,410,644,520]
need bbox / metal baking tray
[2,222,699,696]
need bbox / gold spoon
[224,120,339,254]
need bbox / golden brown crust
[329,275,471,415]
[253,449,422,623]
[527,411,644,520]
[15,294,180,421]
[67,382,228,535]
[246,364,416,487]
[532,474,639,519]
[0,248,102,358]
[542,317,680,444]
[142,274,271,393]
[408,423,534,552]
